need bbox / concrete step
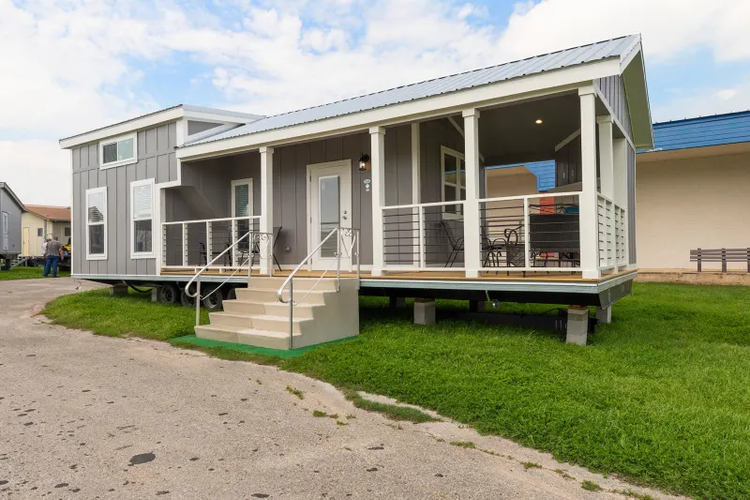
[251,314,309,334]
[234,287,327,305]
[194,325,241,344]
[222,300,266,315]
[236,328,301,350]
[208,312,254,329]
[262,301,317,319]
[248,276,339,292]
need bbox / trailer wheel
[202,288,224,312]
[226,287,237,300]
[180,286,196,308]
[157,283,179,304]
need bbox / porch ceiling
[476,93,580,166]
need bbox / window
[86,187,107,259]
[131,179,155,257]
[2,212,8,251]
[441,146,466,217]
[37,228,43,237]
[231,178,253,218]
[64,227,71,237]
[99,133,136,168]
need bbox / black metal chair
[248,226,283,271]
[439,220,463,267]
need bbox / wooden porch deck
[160,268,636,283]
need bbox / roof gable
[0,182,27,211]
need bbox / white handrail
[382,200,467,211]
[277,228,340,304]
[163,215,261,226]
[478,191,582,204]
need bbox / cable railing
[185,230,273,326]
[276,227,360,350]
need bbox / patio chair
[248,226,283,271]
[439,220,463,267]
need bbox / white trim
[231,178,255,218]
[593,86,635,150]
[130,178,156,259]
[462,108,481,278]
[579,91,600,279]
[85,186,107,261]
[370,126,386,276]
[440,146,466,219]
[447,116,485,162]
[555,129,581,152]
[410,123,421,204]
[177,59,622,161]
[99,132,137,169]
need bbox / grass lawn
[0,266,70,280]
[43,283,750,499]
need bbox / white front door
[308,161,352,270]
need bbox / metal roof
[189,34,640,147]
[646,110,750,152]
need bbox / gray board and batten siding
[0,186,24,256]
[71,122,179,276]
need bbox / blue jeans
[44,256,59,277]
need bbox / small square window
[64,227,71,237]
[100,134,136,168]
[37,228,43,237]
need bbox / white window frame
[2,212,8,252]
[85,187,107,260]
[231,178,254,218]
[130,178,156,259]
[440,146,466,219]
[99,132,137,169]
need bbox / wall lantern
[358,154,371,171]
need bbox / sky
[1,0,750,206]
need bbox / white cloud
[652,82,750,122]
[0,141,71,206]
[2,0,750,207]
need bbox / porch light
[535,119,543,124]
[358,154,370,171]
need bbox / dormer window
[99,133,136,168]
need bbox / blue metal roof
[189,35,640,147]
[487,160,556,192]
[648,110,750,152]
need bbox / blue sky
[1,0,750,205]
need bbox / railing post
[247,232,253,280]
[268,231,274,277]
[161,223,167,267]
[697,248,702,272]
[523,197,530,269]
[195,277,201,326]
[722,248,727,273]
[418,207,425,269]
[356,231,361,285]
[231,218,237,268]
[336,228,341,291]
[206,221,212,267]
[288,279,294,350]
[182,222,188,267]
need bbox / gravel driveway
[0,278,678,499]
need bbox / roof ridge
[255,34,638,122]
[654,109,750,126]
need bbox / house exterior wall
[0,188,23,256]
[21,213,72,256]
[636,151,750,270]
[71,121,179,275]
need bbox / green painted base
[170,335,352,359]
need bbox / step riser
[235,288,327,305]
[252,317,303,334]
[209,314,253,329]
[195,326,239,344]
[248,277,339,292]
[222,301,266,315]
[237,332,296,350]
[263,302,315,319]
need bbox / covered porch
[161,87,633,283]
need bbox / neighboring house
[59,35,652,348]
[22,205,72,257]
[636,111,750,271]
[0,182,27,268]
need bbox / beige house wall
[636,150,750,270]
[21,213,71,256]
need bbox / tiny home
[0,182,27,269]
[60,35,653,348]
[22,205,72,257]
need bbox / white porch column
[462,108,481,278]
[370,127,386,276]
[597,115,614,200]
[259,146,274,275]
[579,89,600,279]
[411,123,421,267]
[613,138,629,269]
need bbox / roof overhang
[176,57,624,161]
[59,105,263,150]
[620,44,654,150]
[638,141,750,163]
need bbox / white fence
[597,194,627,271]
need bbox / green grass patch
[312,410,327,417]
[581,480,602,492]
[449,441,476,449]
[286,386,304,400]
[521,461,542,470]
[43,282,750,499]
[0,267,70,280]
[341,388,436,423]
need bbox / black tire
[226,287,237,301]
[180,287,196,308]
[202,288,224,312]
[157,283,179,304]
